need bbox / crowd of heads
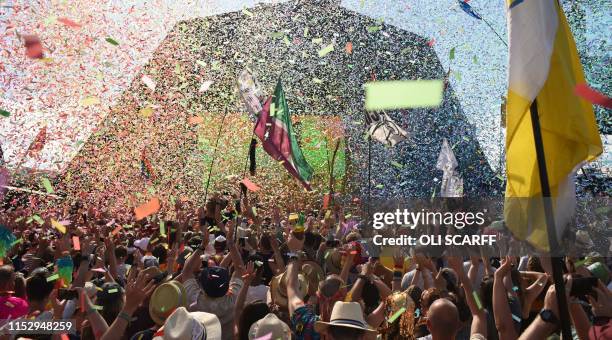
[0,192,609,340]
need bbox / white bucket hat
[248,313,291,340]
[314,302,377,335]
[152,307,222,340]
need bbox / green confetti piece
[387,307,406,323]
[390,161,403,169]
[0,109,10,117]
[32,215,44,225]
[511,314,521,322]
[242,7,253,17]
[92,305,103,310]
[107,288,118,294]
[195,60,206,67]
[105,37,119,46]
[303,27,309,37]
[160,221,166,236]
[324,251,330,259]
[375,184,384,189]
[512,286,519,292]
[449,47,456,60]
[318,43,334,57]
[311,38,323,44]
[366,25,381,33]
[473,55,478,64]
[574,259,587,268]
[255,260,264,267]
[270,31,283,39]
[365,80,443,111]
[46,273,59,282]
[283,35,291,46]
[11,238,23,246]
[312,78,323,84]
[41,177,54,193]
[454,71,462,81]
[472,291,482,310]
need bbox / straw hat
[380,290,415,339]
[149,281,188,325]
[152,307,221,340]
[248,313,291,340]
[301,261,324,297]
[270,271,309,309]
[314,302,377,335]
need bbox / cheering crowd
[0,193,609,340]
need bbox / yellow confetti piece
[388,307,406,323]
[51,219,66,234]
[242,7,254,17]
[79,96,100,107]
[107,288,118,294]
[46,273,59,282]
[139,106,154,118]
[472,291,482,310]
[318,43,334,57]
[364,80,443,111]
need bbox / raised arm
[448,255,487,338]
[100,270,155,340]
[493,257,518,340]
[285,233,305,317]
[234,262,255,338]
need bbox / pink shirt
[0,296,29,320]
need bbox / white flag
[436,138,463,197]
[365,111,407,147]
[237,69,265,119]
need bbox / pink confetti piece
[57,18,82,28]
[141,75,156,91]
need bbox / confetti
[199,80,214,93]
[472,291,482,310]
[365,80,444,110]
[0,109,10,117]
[574,83,612,108]
[41,177,54,193]
[241,177,261,192]
[160,220,166,236]
[512,314,521,322]
[111,225,123,236]
[79,96,100,107]
[46,273,59,282]
[105,37,119,46]
[141,75,156,91]
[242,7,254,17]
[57,17,82,28]
[107,288,118,294]
[318,43,334,57]
[189,116,204,124]
[72,236,81,251]
[345,41,353,54]
[134,197,160,220]
[51,219,67,234]
[23,35,44,59]
[388,306,406,323]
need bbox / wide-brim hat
[149,280,188,326]
[314,302,377,335]
[152,306,221,340]
[301,261,324,297]
[248,313,291,340]
[270,271,308,309]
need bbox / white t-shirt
[246,285,269,304]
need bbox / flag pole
[203,108,229,204]
[529,99,572,340]
[366,135,372,226]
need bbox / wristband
[117,311,132,323]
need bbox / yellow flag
[504,0,602,251]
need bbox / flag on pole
[504,0,602,251]
[365,111,408,147]
[458,0,482,20]
[254,81,314,190]
[436,138,464,197]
